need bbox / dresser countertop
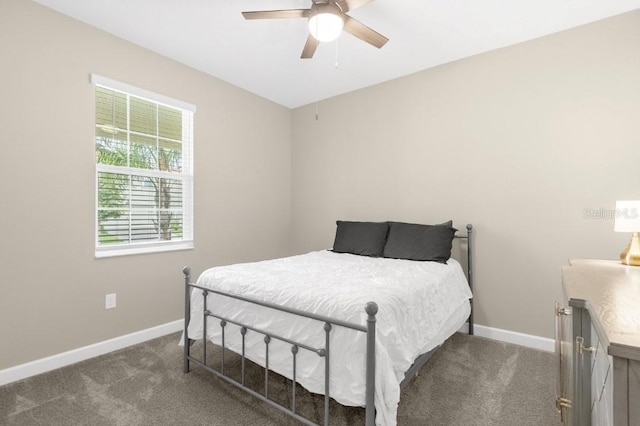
[562,259,640,361]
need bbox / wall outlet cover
[105,293,117,309]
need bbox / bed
[181,221,474,426]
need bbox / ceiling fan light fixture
[308,10,344,42]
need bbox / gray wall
[0,0,292,370]
[291,10,640,339]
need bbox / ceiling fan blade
[343,15,388,49]
[301,34,319,59]
[242,9,310,20]
[335,0,373,13]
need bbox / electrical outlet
[105,293,117,309]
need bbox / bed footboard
[182,266,378,426]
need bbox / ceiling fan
[242,0,389,59]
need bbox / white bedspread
[184,250,472,426]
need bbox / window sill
[95,241,194,258]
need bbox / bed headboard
[452,223,473,335]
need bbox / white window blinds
[91,74,195,257]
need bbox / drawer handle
[576,336,594,354]
[581,344,595,354]
[556,397,572,410]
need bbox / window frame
[91,74,195,258]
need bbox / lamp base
[620,232,640,266]
[620,251,640,266]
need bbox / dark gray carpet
[0,332,561,425]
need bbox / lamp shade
[308,10,344,42]
[614,200,640,232]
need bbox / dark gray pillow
[383,221,457,263]
[332,221,389,257]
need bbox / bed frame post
[365,301,378,426]
[183,266,191,373]
[466,224,474,336]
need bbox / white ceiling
[34,0,640,108]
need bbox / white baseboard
[0,319,183,386]
[2,319,553,387]
[460,323,554,352]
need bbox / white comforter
[184,250,472,426]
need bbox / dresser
[557,259,640,426]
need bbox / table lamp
[614,200,640,266]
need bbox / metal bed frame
[182,224,474,426]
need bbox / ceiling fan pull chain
[314,53,319,121]
[335,39,339,68]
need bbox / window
[92,74,195,257]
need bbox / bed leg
[466,224,474,336]
[183,266,192,373]
[365,302,378,426]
